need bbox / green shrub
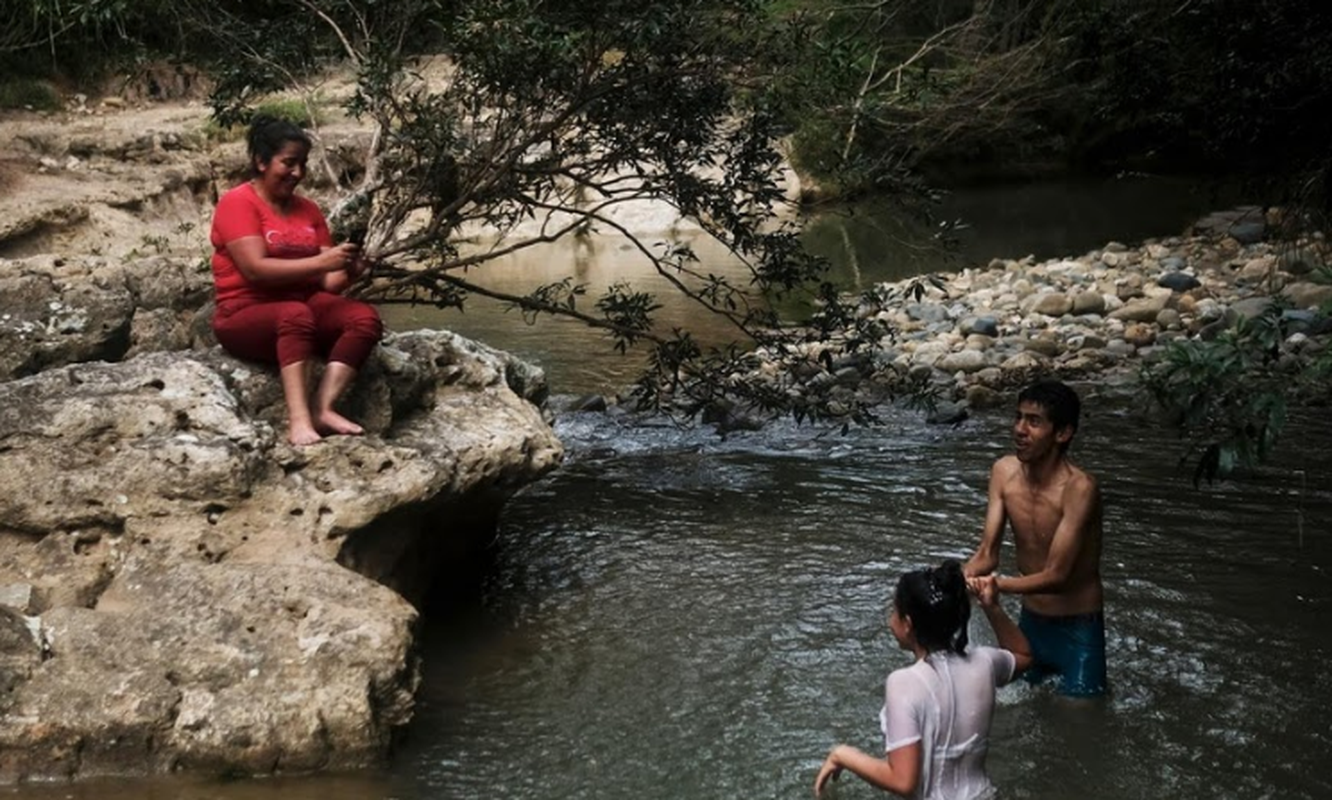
[0,79,62,111]
[200,96,323,142]
[252,98,321,127]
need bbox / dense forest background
[4,0,1331,206]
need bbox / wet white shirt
[879,646,1017,800]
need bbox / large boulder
[0,254,212,381]
[0,333,563,782]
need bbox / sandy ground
[0,101,224,256]
[0,69,370,263]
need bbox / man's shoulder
[1063,460,1100,492]
[992,455,1021,477]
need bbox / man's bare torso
[996,454,1104,616]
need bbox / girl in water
[815,560,1031,799]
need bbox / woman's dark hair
[246,114,311,176]
[894,560,970,656]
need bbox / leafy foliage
[183,0,898,424]
[763,0,1075,195]
[1140,303,1325,484]
[1049,0,1332,183]
[0,78,62,110]
[765,0,1332,200]
[1,0,185,78]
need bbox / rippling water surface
[383,399,1332,800]
[14,400,1329,800]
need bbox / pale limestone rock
[1023,335,1062,358]
[937,349,988,373]
[1071,291,1106,315]
[1031,293,1074,317]
[1238,256,1276,283]
[1281,281,1332,310]
[1156,309,1183,330]
[0,333,562,782]
[1109,295,1168,323]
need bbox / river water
[11,176,1331,799]
[390,401,1332,800]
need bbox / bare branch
[298,0,361,64]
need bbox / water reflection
[381,229,754,395]
[804,174,1242,284]
[384,175,1240,395]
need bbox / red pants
[213,291,382,369]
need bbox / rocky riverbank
[696,206,1332,427]
[0,307,563,781]
[0,97,565,782]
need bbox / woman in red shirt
[210,116,382,445]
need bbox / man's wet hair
[1018,380,1081,447]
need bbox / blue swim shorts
[1017,607,1107,698]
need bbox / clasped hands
[966,573,999,606]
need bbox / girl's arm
[815,742,921,797]
[973,577,1033,676]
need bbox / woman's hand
[346,253,374,280]
[317,242,360,273]
[814,745,845,797]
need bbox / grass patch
[201,97,325,142]
[253,98,322,127]
[0,79,62,111]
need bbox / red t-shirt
[209,182,332,306]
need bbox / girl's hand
[814,746,844,797]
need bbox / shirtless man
[964,380,1107,698]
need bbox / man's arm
[964,459,1010,578]
[996,472,1099,595]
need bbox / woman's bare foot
[315,409,365,436]
[288,422,323,446]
